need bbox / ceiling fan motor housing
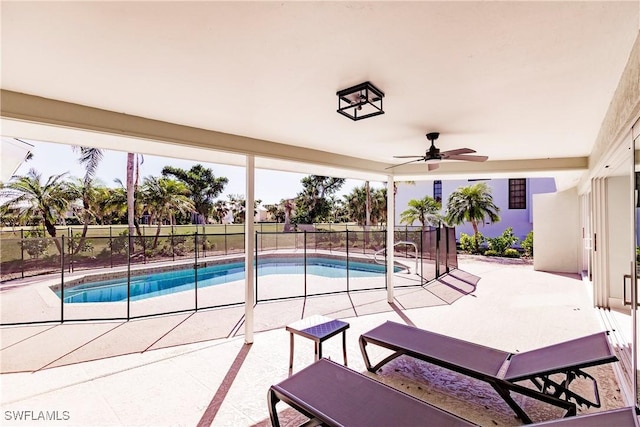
[426,132,441,160]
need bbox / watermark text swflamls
[4,410,70,422]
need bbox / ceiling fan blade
[428,163,440,171]
[445,154,488,162]
[393,155,424,159]
[440,148,475,156]
[385,158,425,169]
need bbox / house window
[509,179,526,209]
[433,180,442,203]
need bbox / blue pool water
[58,257,393,303]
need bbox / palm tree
[126,153,136,252]
[141,177,194,248]
[0,169,76,253]
[444,182,500,246]
[162,164,228,224]
[264,203,284,223]
[226,194,262,224]
[399,196,441,229]
[400,196,442,229]
[212,200,230,224]
[393,180,415,209]
[372,187,387,225]
[92,186,122,225]
[71,146,104,254]
[344,185,387,226]
[344,186,367,225]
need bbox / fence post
[435,226,441,278]
[346,230,350,292]
[304,230,307,297]
[127,237,131,320]
[60,236,65,323]
[444,226,450,273]
[142,226,146,264]
[384,230,388,290]
[20,229,24,279]
[255,232,259,302]
[109,226,113,269]
[171,225,175,261]
[68,228,73,273]
[194,232,198,311]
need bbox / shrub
[109,230,128,254]
[484,249,499,257]
[69,233,94,254]
[486,227,519,255]
[20,230,51,259]
[459,232,484,254]
[522,231,534,258]
[503,248,521,258]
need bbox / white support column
[386,177,395,303]
[244,155,255,344]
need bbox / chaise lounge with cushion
[359,321,618,424]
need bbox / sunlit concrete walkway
[0,256,631,426]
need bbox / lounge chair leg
[343,330,348,366]
[268,389,281,427]
[490,383,533,424]
[359,336,408,372]
[289,332,294,376]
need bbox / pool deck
[0,255,634,426]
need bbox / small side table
[286,314,350,376]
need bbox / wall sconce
[336,81,385,121]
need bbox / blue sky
[14,140,383,205]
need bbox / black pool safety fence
[0,226,457,326]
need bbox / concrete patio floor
[0,256,632,426]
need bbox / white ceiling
[1,1,639,187]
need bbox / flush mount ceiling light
[336,81,385,121]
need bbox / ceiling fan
[387,132,488,170]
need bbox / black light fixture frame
[336,81,385,121]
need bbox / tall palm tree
[365,181,371,227]
[162,164,228,224]
[1,169,76,253]
[399,196,441,229]
[393,180,415,209]
[126,153,136,252]
[372,187,387,225]
[444,182,500,246]
[344,186,367,225]
[141,176,194,248]
[344,185,387,226]
[71,146,104,253]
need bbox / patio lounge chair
[359,321,618,424]
[531,407,639,426]
[268,358,475,427]
[267,359,638,427]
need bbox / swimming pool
[57,257,396,303]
